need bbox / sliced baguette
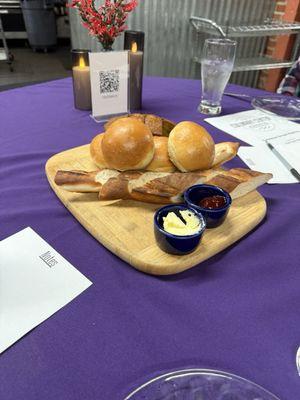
[54,167,272,204]
[205,169,272,199]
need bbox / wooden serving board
[46,144,267,275]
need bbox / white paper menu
[205,109,300,147]
[0,227,92,353]
[206,109,300,183]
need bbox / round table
[1,77,299,400]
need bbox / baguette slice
[205,168,272,199]
[212,142,240,167]
[54,170,102,192]
[54,168,272,204]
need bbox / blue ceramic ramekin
[153,204,206,255]
[184,184,232,228]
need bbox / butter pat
[163,210,202,236]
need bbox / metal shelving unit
[0,0,26,38]
[0,0,25,71]
[0,10,13,71]
[190,16,300,72]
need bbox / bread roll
[146,137,176,172]
[102,117,154,171]
[90,134,108,169]
[168,121,215,171]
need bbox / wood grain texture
[45,144,267,275]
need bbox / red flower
[69,0,138,50]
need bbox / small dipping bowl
[184,184,232,228]
[154,205,206,255]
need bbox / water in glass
[199,39,236,115]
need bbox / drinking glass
[199,38,236,115]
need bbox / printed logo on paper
[39,251,58,268]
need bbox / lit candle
[72,51,92,110]
[124,31,145,111]
[129,42,143,111]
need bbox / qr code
[99,70,120,95]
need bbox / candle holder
[124,30,145,52]
[71,49,92,111]
[124,31,145,111]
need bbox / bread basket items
[54,113,272,255]
[56,114,271,206]
[91,114,219,173]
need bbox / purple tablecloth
[1,77,299,400]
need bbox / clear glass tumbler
[199,38,236,115]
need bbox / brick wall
[258,0,300,91]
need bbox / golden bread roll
[168,121,215,171]
[102,117,154,171]
[90,134,108,169]
[146,137,176,172]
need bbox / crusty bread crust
[205,169,272,199]
[104,114,176,136]
[54,170,102,192]
[145,114,163,136]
